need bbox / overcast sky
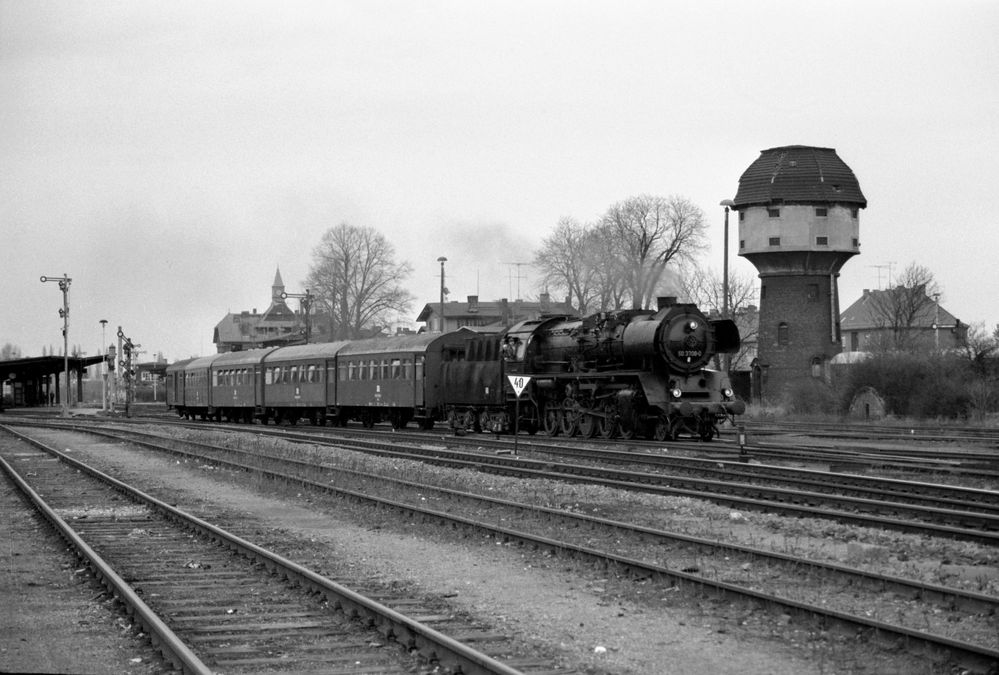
[3,0,997,362]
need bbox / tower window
[811,357,823,378]
[807,284,819,301]
[760,285,767,300]
[768,208,780,218]
[778,322,789,346]
[815,207,827,217]
[739,239,745,250]
[739,211,745,221]
[851,208,859,218]
[816,236,829,246]
[853,238,860,248]
[768,237,781,246]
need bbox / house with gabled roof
[840,287,966,354]
[213,268,308,352]
[416,293,576,333]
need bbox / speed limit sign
[507,375,531,397]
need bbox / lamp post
[100,319,108,412]
[719,200,735,373]
[437,256,448,333]
[933,292,941,352]
[40,274,71,418]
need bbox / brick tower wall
[756,273,844,403]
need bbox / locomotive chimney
[657,296,677,310]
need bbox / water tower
[732,145,866,403]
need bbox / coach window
[391,358,401,379]
[777,323,789,346]
[382,359,390,379]
[416,356,424,381]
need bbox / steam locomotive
[442,296,744,441]
[167,297,743,441]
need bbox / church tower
[272,267,285,303]
[732,146,866,403]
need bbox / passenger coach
[260,342,348,425]
[210,348,275,423]
[335,334,445,429]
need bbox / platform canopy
[1,355,104,408]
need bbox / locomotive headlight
[670,387,683,399]
[686,321,698,332]
[722,387,734,399]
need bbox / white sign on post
[507,375,531,397]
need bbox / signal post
[507,374,531,456]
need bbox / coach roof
[337,333,444,356]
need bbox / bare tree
[586,221,630,311]
[866,262,940,352]
[600,195,708,309]
[960,322,999,376]
[1,343,22,360]
[956,322,999,420]
[533,217,597,314]
[307,223,415,339]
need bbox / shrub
[843,352,972,419]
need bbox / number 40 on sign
[507,375,531,397]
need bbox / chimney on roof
[468,295,479,312]
[540,292,550,312]
[657,296,678,310]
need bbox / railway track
[222,425,999,543]
[0,425,557,675]
[13,417,999,543]
[9,420,997,672]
